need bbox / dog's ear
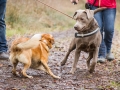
[73,10,85,19]
[73,11,77,19]
[41,34,54,44]
[50,38,54,45]
[43,34,54,49]
[84,9,95,30]
[85,9,94,20]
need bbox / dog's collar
[75,27,99,38]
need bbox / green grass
[110,81,120,89]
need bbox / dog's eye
[80,18,84,20]
[49,40,51,43]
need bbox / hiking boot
[97,56,106,63]
[106,52,114,61]
[0,52,9,60]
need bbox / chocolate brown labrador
[61,7,106,74]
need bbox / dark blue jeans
[0,2,8,52]
[91,6,116,58]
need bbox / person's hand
[70,0,79,5]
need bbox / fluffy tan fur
[9,34,60,79]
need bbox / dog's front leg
[61,40,76,66]
[70,49,81,74]
[89,47,99,73]
[87,52,93,69]
[41,61,60,79]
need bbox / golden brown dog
[9,33,60,79]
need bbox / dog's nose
[74,26,78,30]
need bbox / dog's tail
[17,34,42,50]
[94,7,107,14]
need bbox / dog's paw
[27,76,33,79]
[70,71,74,74]
[54,76,61,79]
[70,68,76,74]
[12,71,19,76]
[88,69,95,73]
[61,61,65,66]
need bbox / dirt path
[0,29,120,90]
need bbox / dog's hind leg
[61,40,76,66]
[89,47,99,73]
[70,49,81,74]
[22,63,33,79]
[19,55,33,78]
[87,52,93,70]
[11,59,18,76]
[9,55,19,76]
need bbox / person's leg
[91,6,106,62]
[103,8,116,60]
[0,2,9,60]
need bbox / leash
[36,0,75,20]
